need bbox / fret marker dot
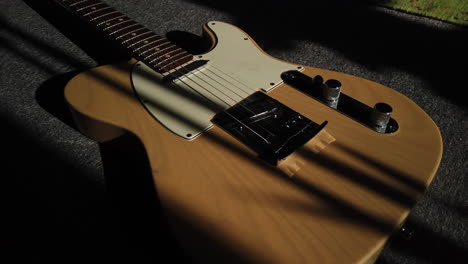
[144,41,149,44]
[119,18,124,21]
[131,33,137,36]
[106,23,111,26]
[165,55,171,58]
[91,7,96,10]
[155,48,160,51]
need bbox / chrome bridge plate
[212,92,327,164]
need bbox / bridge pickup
[212,92,327,165]
[162,60,209,83]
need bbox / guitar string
[63,0,256,102]
[156,60,276,142]
[176,70,241,106]
[160,66,233,107]
[66,2,263,110]
[161,60,259,109]
[190,66,251,99]
[168,59,251,104]
[158,58,245,106]
[105,25,277,140]
[160,58,267,106]
[155,63,272,143]
[194,62,254,95]
[162,57,281,113]
[161,63,237,107]
[178,63,280,138]
[63,1,278,143]
[191,70,273,143]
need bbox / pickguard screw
[399,225,415,240]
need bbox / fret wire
[122,31,153,44]
[63,0,194,73]
[102,18,134,31]
[83,6,113,17]
[68,0,101,10]
[166,50,190,60]
[132,37,165,52]
[148,55,167,65]
[160,54,193,70]
[154,49,185,66]
[142,43,174,59]
[145,45,178,62]
[128,35,163,49]
[90,11,120,21]
[69,0,91,7]
[137,39,169,55]
[153,49,184,65]
[109,23,141,36]
[115,27,147,40]
[157,53,189,69]
[84,9,114,20]
[159,56,195,73]
[76,2,105,12]
[148,51,182,66]
[96,14,127,26]
[160,57,194,73]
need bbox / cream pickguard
[131,21,302,140]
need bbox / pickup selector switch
[370,103,393,133]
[323,79,342,108]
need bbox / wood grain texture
[64,25,442,264]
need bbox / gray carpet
[1,0,467,263]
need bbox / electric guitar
[57,0,443,263]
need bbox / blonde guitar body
[64,21,442,263]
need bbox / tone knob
[323,79,342,108]
[370,102,393,133]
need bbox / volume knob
[323,79,342,108]
[370,102,393,133]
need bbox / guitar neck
[60,0,193,73]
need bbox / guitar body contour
[64,21,442,264]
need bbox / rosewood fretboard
[61,0,193,73]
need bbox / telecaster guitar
[56,0,442,263]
